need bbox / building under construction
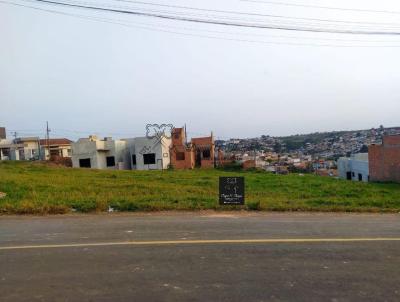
[170,127,215,169]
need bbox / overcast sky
[1,0,400,140]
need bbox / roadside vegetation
[0,161,399,214]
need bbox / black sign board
[219,177,245,205]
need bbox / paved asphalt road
[1,212,400,302]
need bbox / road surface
[1,212,400,301]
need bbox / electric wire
[20,0,400,35]
[19,0,400,31]
[9,0,400,43]
[3,0,400,47]
[112,0,400,27]
[242,0,400,15]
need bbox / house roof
[191,136,213,146]
[39,138,72,146]
[15,137,40,142]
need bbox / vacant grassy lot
[0,161,400,214]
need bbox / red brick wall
[170,147,194,169]
[384,135,400,146]
[170,132,215,169]
[243,160,256,169]
[0,127,6,139]
[172,128,185,146]
[369,135,400,183]
[199,159,214,169]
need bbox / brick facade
[369,135,400,183]
[0,127,6,139]
[170,128,195,169]
[170,128,215,169]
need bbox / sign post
[219,177,245,205]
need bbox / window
[132,154,137,165]
[106,156,115,167]
[143,153,156,165]
[358,173,362,181]
[176,152,185,161]
[352,172,355,177]
[202,149,211,159]
[79,158,91,168]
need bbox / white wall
[72,136,171,171]
[132,137,171,170]
[72,138,129,170]
[72,139,98,168]
[338,153,369,182]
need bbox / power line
[14,0,400,30]
[4,1,400,47]
[19,0,400,35]
[112,0,400,27]
[17,1,400,42]
[242,0,400,15]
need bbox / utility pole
[46,121,51,160]
[37,137,41,160]
[184,123,187,145]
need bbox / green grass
[0,161,400,214]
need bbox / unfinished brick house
[369,135,400,183]
[170,127,215,169]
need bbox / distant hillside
[277,131,350,151]
[276,126,400,151]
[217,126,400,155]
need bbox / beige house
[0,137,41,161]
[39,139,72,160]
[0,128,71,161]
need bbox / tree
[359,145,368,153]
[273,142,282,153]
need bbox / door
[195,149,201,167]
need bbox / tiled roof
[39,138,72,146]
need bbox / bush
[217,162,243,171]
[247,201,261,211]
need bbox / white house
[71,136,130,170]
[71,135,171,170]
[127,136,171,170]
[337,153,369,182]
